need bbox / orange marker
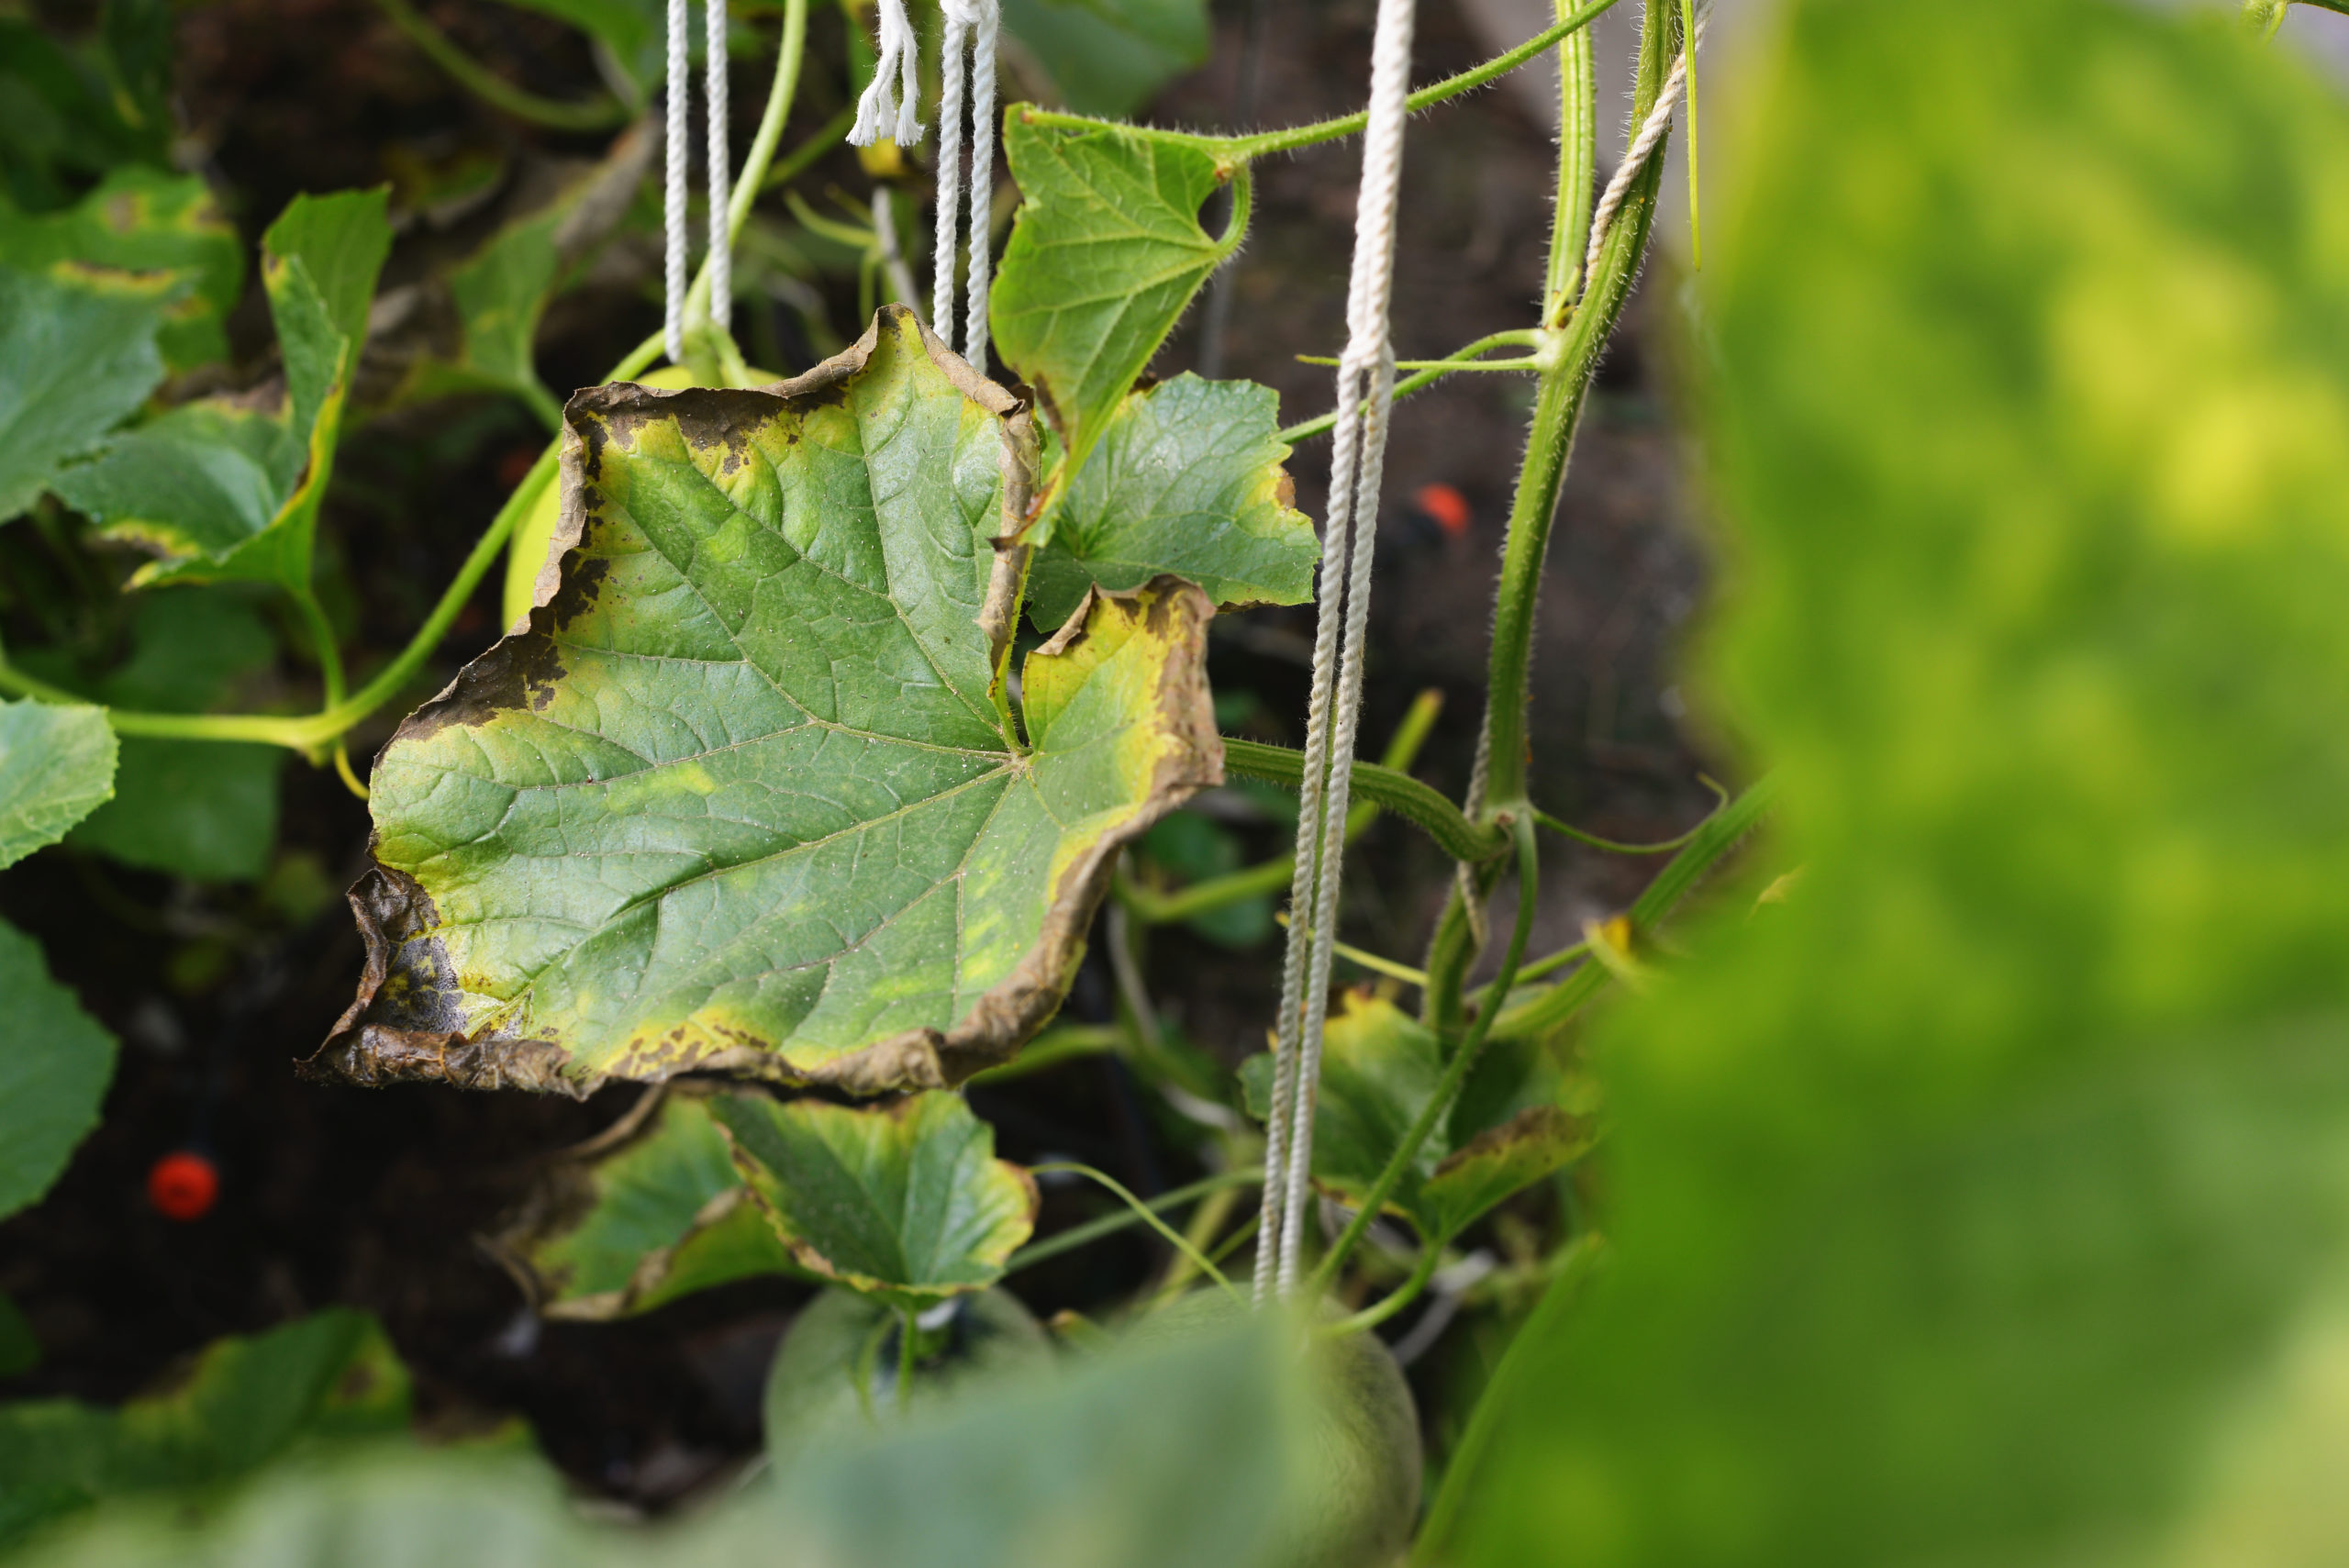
[148,1151,218,1221]
[1414,483,1472,538]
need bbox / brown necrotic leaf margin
[308,307,1218,1096]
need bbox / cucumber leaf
[999,0,1209,118]
[762,1287,1051,1462]
[0,169,241,369]
[493,1090,798,1319]
[1025,373,1315,631]
[712,1089,1037,1310]
[1464,3,2349,1563]
[0,698,116,869]
[53,188,391,593]
[0,920,117,1222]
[1241,990,1588,1243]
[0,1309,408,1551]
[61,590,283,883]
[992,115,1240,546]
[317,307,1223,1095]
[0,262,165,522]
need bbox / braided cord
[663,0,690,362]
[704,0,732,330]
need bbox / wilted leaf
[62,591,282,883]
[0,169,241,369]
[0,699,116,869]
[1025,373,1315,631]
[1241,990,1586,1242]
[0,920,116,1222]
[317,308,1222,1095]
[1000,0,1208,118]
[494,1089,797,1318]
[56,188,391,592]
[714,1089,1037,1308]
[1464,4,2349,1565]
[0,262,164,521]
[993,117,1240,544]
[0,1309,408,1551]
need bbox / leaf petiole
[1029,1163,1245,1303]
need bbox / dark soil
[0,0,1719,1508]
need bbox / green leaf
[62,590,282,882]
[0,262,164,521]
[0,15,169,212]
[0,170,243,369]
[1026,373,1315,632]
[0,919,116,1223]
[493,1089,798,1318]
[999,0,1209,117]
[9,1318,1289,1568]
[493,0,664,100]
[0,1293,38,1379]
[0,1309,409,1551]
[714,1088,1037,1308]
[1241,990,1586,1242]
[1464,3,2349,1564]
[761,1286,1050,1463]
[58,188,391,592]
[0,699,116,869]
[317,307,1223,1095]
[993,116,1241,545]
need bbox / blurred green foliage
[1463,1,2349,1563]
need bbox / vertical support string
[929,0,999,365]
[704,0,733,332]
[932,3,970,342]
[663,0,691,363]
[961,0,999,367]
[1261,0,1417,1302]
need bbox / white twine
[1585,22,1699,287]
[1259,0,1416,1305]
[849,0,924,149]
[705,0,732,331]
[930,0,1000,364]
[662,0,735,361]
[663,0,690,363]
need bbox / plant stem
[1421,0,1677,1031]
[1542,0,1598,323]
[1408,1235,1602,1565]
[1205,0,1626,161]
[1030,1163,1245,1300]
[1223,738,1504,863]
[1282,330,1544,444]
[896,1306,918,1416]
[1308,817,1540,1298]
[1323,1239,1446,1337]
[1533,777,1728,854]
[1486,774,1775,1041]
[372,0,629,130]
[1003,1169,1261,1271]
[762,104,856,191]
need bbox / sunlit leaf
[54,188,391,592]
[1000,0,1208,118]
[0,168,241,369]
[714,1089,1037,1309]
[0,699,115,869]
[0,262,164,522]
[494,1089,798,1318]
[1241,990,1587,1242]
[1464,3,2349,1564]
[1025,373,1315,631]
[0,1309,408,1551]
[993,116,1239,545]
[0,920,116,1223]
[317,308,1223,1095]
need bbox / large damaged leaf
[713,1089,1037,1309]
[1241,990,1590,1244]
[1025,373,1315,630]
[492,1088,797,1319]
[53,188,391,591]
[317,306,1222,1095]
[992,116,1241,544]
